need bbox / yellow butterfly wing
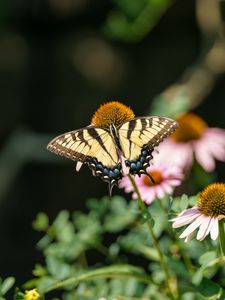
[118,116,178,173]
[47,126,119,168]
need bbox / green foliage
[104,0,174,43]
[5,194,225,299]
[150,91,190,118]
[0,277,15,299]
[13,288,24,300]
[191,161,217,190]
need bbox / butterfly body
[47,104,178,194]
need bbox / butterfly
[47,102,178,194]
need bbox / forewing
[118,116,178,161]
[47,126,119,168]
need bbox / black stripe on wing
[47,126,123,192]
[118,116,178,176]
[119,116,178,149]
[47,126,107,162]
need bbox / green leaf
[139,206,154,227]
[108,243,120,258]
[192,268,204,285]
[123,278,139,296]
[151,90,190,117]
[197,278,223,299]
[181,292,196,300]
[53,210,74,242]
[46,256,71,280]
[138,244,159,261]
[86,197,109,217]
[13,288,24,300]
[45,239,84,261]
[22,278,39,290]
[199,251,217,267]
[188,195,198,206]
[180,194,189,211]
[53,210,70,232]
[103,196,138,232]
[37,276,58,293]
[191,161,216,189]
[0,277,15,295]
[32,212,49,231]
[32,264,47,277]
[167,257,189,278]
[36,234,53,250]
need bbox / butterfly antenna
[144,171,155,185]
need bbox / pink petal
[206,128,225,146]
[201,132,225,161]
[144,191,156,204]
[163,165,182,176]
[156,139,193,170]
[172,207,200,219]
[161,182,173,194]
[140,188,153,201]
[179,214,205,239]
[193,128,225,171]
[174,143,193,170]
[154,185,165,199]
[210,219,219,240]
[131,192,138,199]
[172,209,201,228]
[119,177,133,193]
[196,216,213,241]
[166,177,183,186]
[194,141,216,171]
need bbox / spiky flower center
[143,170,163,186]
[91,101,135,127]
[172,112,207,143]
[198,183,225,216]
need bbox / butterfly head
[91,101,135,128]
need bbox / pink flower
[171,183,225,242]
[171,207,220,242]
[119,160,183,205]
[157,113,225,172]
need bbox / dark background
[0,0,224,286]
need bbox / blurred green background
[0,0,225,286]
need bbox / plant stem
[40,265,152,294]
[219,220,225,256]
[128,174,176,300]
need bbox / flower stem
[219,220,225,256]
[128,174,176,299]
[40,265,152,294]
